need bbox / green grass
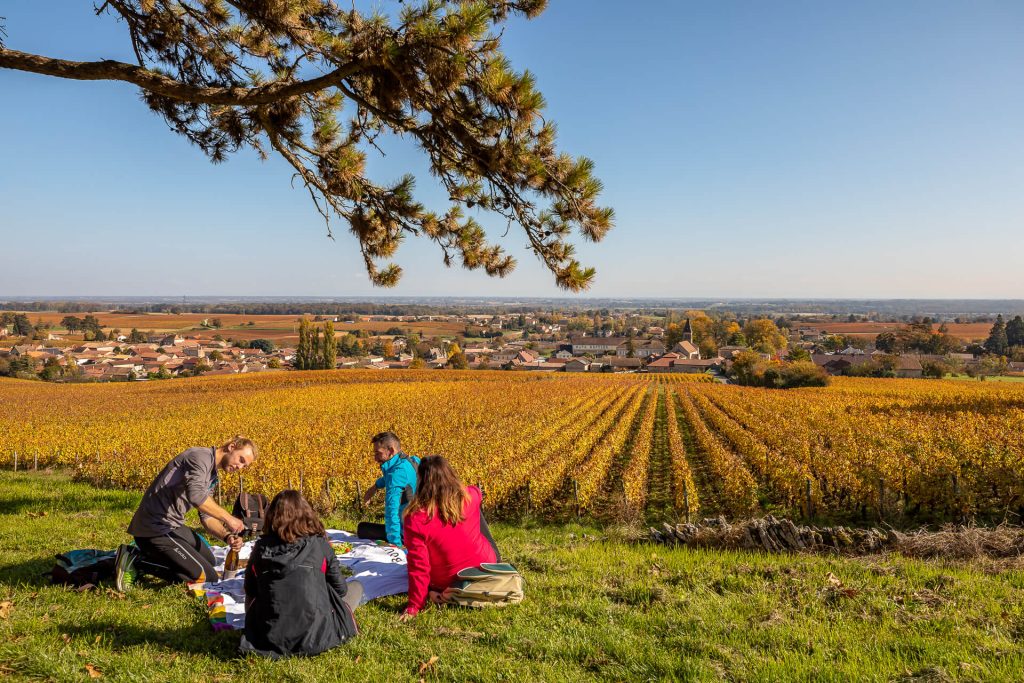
[944,374,1024,383]
[2,472,1024,682]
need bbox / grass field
[946,374,1024,383]
[2,471,1024,682]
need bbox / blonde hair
[221,435,258,458]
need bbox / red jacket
[402,486,496,615]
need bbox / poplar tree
[311,325,323,369]
[0,1,612,290]
[322,320,338,369]
[296,317,312,370]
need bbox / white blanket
[199,530,408,630]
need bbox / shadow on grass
[0,557,55,586]
[60,619,241,657]
[0,493,137,516]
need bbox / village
[2,309,1021,383]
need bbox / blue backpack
[49,549,117,586]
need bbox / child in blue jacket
[357,432,419,546]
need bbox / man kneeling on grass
[113,436,257,591]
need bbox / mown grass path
[643,389,676,523]
[2,471,1024,681]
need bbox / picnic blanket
[193,530,408,631]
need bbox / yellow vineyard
[2,371,1022,523]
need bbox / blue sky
[1,1,1022,298]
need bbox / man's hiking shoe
[113,543,138,592]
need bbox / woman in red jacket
[399,455,499,620]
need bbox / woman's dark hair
[265,490,326,543]
[403,455,469,526]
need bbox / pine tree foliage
[0,1,613,290]
[1006,315,1024,349]
[984,314,1009,356]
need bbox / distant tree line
[874,319,960,355]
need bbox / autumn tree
[0,1,612,290]
[743,318,787,355]
[683,311,716,355]
[663,323,686,350]
[786,346,811,362]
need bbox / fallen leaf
[77,651,88,658]
[61,633,71,644]
[354,655,361,664]
[0,602,12,619]
[85,663,102,678]
[825,572,842,588]
[27,592,38,600]
[104,589,125,600]
[75,584,95,593]
[94,635,102,644]
[418,655,439,674]
[140,604,152,609]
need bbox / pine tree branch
[0,47,363,106]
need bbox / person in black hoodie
[240,490,360,658]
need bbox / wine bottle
[223,544,240,580]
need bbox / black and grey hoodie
[241,533,357,658]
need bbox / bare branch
[0,47,363,106]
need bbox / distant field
[14,311,469,344]
[807,321,991,341]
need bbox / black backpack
[49,549,117,586]
[232,493,270,536]
[399,453,421,506]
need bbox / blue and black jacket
[374,452,420,546]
